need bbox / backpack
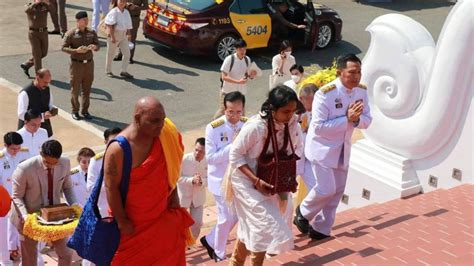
[220,54,250,88]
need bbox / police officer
[0,132,30,262]
[294,54,372,240]
[114,0,148,64]
[48,0,67,37]
[20,0,50,78]
[62,11,100,121]
[200,91,247,262]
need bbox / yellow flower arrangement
[298,61,338,93]
[23,205,82,242]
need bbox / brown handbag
[256,118,300,194]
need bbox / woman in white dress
[228,85,304,265]
[272,40,296,76]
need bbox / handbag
[269,73,290,90]
[67,136,132,265]
[256,118,300,194]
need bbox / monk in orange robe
[104,96,194,265]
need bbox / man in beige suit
[177,137,208,239]
[11,139,76,266]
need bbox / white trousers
[105,31,130,73]
[189,204,204,239]
[301,159,316,190]
[0,217,13,266]
[300,162,348,235]
[91,0,110,32]
[205,194,237,259]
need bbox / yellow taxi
[143,0,343,60]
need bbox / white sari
[229,114,303,253]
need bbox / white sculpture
[342,0,473,210]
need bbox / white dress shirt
[105,7,133,31]
[272,54,296,75]
[17,90,54,122]
[177,153,208,208]
[17,127,49,157]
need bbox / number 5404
[246,25,268,35]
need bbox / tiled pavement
[187,184,474,265]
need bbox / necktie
[84,172,88,183]
[47,168,53,206]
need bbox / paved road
[0,0,453,132]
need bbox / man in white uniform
[0,132,30,264]
[17,109,49,157]
[295,54,372,240]
[201,91,247,262]
[70,147,95,207]
[177,137,208,239]
[87,128,121,216]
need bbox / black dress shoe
[200,236,215,260]
[308,226,330,240]
[82,112,92,120]
[48,30,60,35]
[129,59,134,64]
[213,252,224,262]
[113,54,122,61]
[20,64,30,78]
[72,113,81,120]
[294,205,310,234]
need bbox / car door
[229,0,272,49]
[303,0,319,50]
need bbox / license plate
[157,15,169,26]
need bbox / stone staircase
[187,184,474,265]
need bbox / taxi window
[235,0,266,14]
[168,0,217,11]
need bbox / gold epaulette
[210,119,225,128]
[20,147,29,152]
[240,117,248,123]
[358,83,367,90]
[94,151,105,160]
[0,152,4,159]
[321,84,336,94]
[70,168,79,175]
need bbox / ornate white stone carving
[341,0,473,210]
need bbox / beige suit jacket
[11,155,76,227]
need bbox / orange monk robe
[112,118,194,266]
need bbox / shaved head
[133,96,166,138]
[134,96,163,116]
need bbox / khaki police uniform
[49,0,67,34]
[128,0,148,60]
[62,28,99,115]
[24,1,49,72]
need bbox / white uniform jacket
[177,153,208,208]
[305,78,372,169]
[205,115,246,196]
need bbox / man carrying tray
[11,140,77,266]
